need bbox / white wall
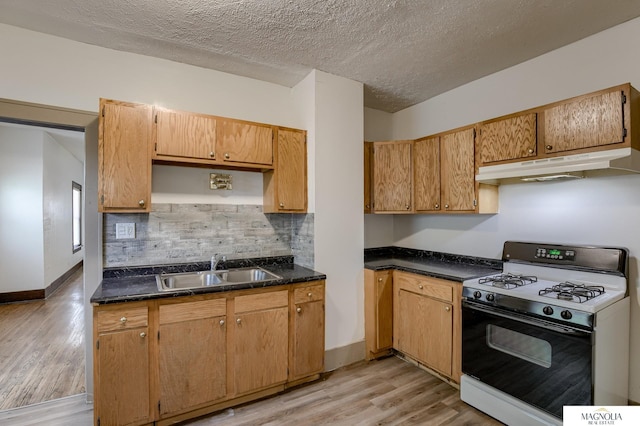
[0,126,45,292]
[312,71,365,351]
[366,16,640,402]
[43,132,84,285]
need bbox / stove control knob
[473,291,482,299]
[561,310,573,320]
[543,306,554,315]
[486,294,495,302]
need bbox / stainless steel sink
[156,267,281,291]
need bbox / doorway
[0,98,100,409]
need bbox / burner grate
[478,273,538,289]
[538,281,605,303]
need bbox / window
[72,181,82,253]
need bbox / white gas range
[460,241,630,426]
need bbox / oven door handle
[463,300,593,337]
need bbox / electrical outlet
[115,223,136,240]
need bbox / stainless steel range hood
[476,147,640,183]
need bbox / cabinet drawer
[97,305,148,333]
[294,282,325,304]
[235,290,288,314]
[394,271,453,303]
[159,298,226,325]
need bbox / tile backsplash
[104,204,314,269]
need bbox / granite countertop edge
[364,246,503,283]
[91,256,326,305]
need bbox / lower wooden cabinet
[158,298,227,417]
[364,269,461,383]
[94,303,151,426]
[233,290,289,395]
[93,281,324,425]
[364,269,393,360]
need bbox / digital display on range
[536,247,576,261]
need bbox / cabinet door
[158,300,226,416]
[440,128,475,212]
[544,90,625,154]
[414,136,441,212]
[480,113,537,164]
[373,140,413,212]
[291,299,325,379]
[155,109,217,160]
[99,99,152,212]
[364,270,393,360]
[276,129,307,211]
[234,298,288,395]
[217,119,273,165]
[396,289,453,376]
[95,328,150,426]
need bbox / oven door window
[487,324,552,368]
[462,302,593,419]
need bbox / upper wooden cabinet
[372,140,413,213]
[155,108,217,161]
[414,127,478,213]
[263,128,307,213]
[542,88,626,154]
[217,119,273,166]
[364,142,373,213]
[99,99,153,213]
[479,113,537,164]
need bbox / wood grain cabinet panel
[263,128,307,213]
[372,140,413,213]
[543,90,625,154]
[440,128,476,212]
[364,141,373,213]
[414,136,441,212]
[290,292,325,379]
[94,303,150,426]
[480,113,537,164]
[364,269,393,360]
[155,109,217,160]
[98,99,152,213]
[158,299,227,417]
[217,119,273,165]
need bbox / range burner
[538,282,605,303]
[478,273,538,289]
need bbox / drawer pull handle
[120,317,127,323]
[307,292,313,297]
[418,285,423,289]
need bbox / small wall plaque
[210,173,233,190]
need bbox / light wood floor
[185,356,502,425]
[0,268,85,410]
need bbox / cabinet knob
[120,317,127,323]
[224,153,230,159]
[444,204,449,209]
[434,203,439,209]
[279,202,284,208]
[378,278,382,282]
[209,151,215,158]
[545,145,553,150]
[405,204,410,210]
[296,307,302,313]
[236,318,242,325]
[445,306,451,312]
[307,292,313,297]
[528,148,534,154]
[138,200,145,207]
[219,319,225,326]
[365,204,370,209]
[140,332,146,338]
[418,285,423,290]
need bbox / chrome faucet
[211,254,226,270]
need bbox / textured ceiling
[2,1,640,112]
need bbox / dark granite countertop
[364,246,502,282]
[91,256,326,304]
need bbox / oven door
[462,299,593,419]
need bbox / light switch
[115,223,135,239]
